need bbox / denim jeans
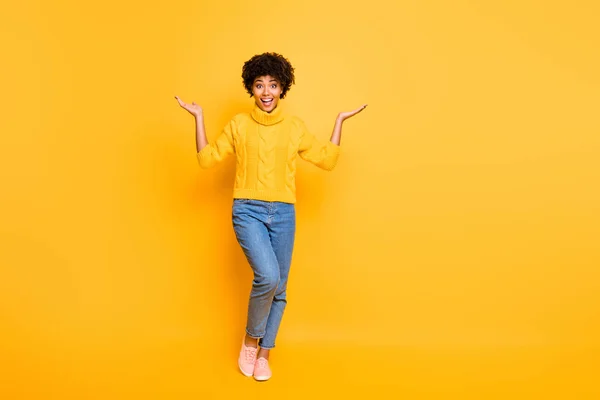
[232,199,296,349]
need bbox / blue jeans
[232,199,296,349]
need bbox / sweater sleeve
[297,118,340,171]
[197,118,236,169]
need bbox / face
[252,75,282,113]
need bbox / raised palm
[338,104,367,121]
[175,96,203,118]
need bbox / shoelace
[245,346,257,362]
[256,358,269,369]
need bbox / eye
[256,84,262,89]
[271,84,277,89]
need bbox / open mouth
[261,98,274,106]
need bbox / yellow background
[1,0,599,398]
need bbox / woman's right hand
[175,96,203,119]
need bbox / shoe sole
[253,374,271,381]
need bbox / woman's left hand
[338,104,368,121]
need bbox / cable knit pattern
[257,124,276,191]
[197,104,340,203]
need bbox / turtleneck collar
[251,102,285,126]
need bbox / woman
[175,52,366,381]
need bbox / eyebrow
[254,78,278,83]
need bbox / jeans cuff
[258,339,275,350]
[245,328,264,339]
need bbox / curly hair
[242,52,295,99]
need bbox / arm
[195,114,208,152]
[175,95,235,168]
[175,96,207,151]
[298,104,368,170]
[298,120,341,171]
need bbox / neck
[251,102,284,126]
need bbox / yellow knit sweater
[197,103,340,204]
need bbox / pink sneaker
[253,357,272,381]
[238,340,258,377]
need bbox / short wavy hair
[241,52,295,99]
